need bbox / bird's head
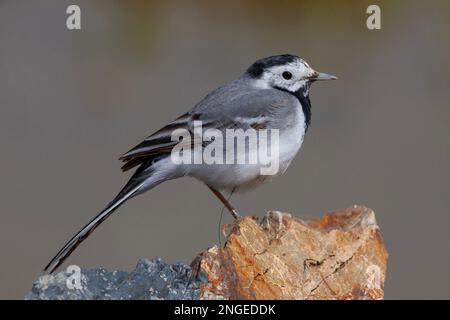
[245,54,337,94]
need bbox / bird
[44,54,336,274]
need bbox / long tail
[44,164,160,274]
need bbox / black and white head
[245,54,336,129]
[245,54,336,95]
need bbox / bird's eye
[282,71,292,80]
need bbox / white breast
[277,100,306,174]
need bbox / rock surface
[27,206,387,300]
[26,258,202,300]
[192,205,388,300]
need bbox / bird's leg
[207,186,241,219]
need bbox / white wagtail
[44,54,336,273]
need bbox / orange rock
[192,206,388,300]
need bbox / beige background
[0,0,449,299]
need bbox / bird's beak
[310,71,338,81]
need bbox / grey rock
[25,258,203,300]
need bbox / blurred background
[1,0,449,299]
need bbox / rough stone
[192,205,388,300]
[26,258,202,300]
[26,206,388,300]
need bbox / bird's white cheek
[289,80,306,92]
